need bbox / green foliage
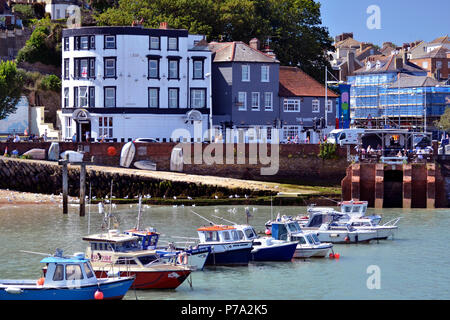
[95,0,333,82]
[39,75,61,92]
[318,142,338,160]
[436,107,450,133]
[0,61,24,120]
[16,18,62,67]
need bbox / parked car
[133,138,159,143]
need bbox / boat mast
[136,195,143,230]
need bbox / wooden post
[61,160,68,214]
[79,163,86,217]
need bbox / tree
[16,18,62,67]
[436,107,450,133]
[95,0,333,82]
[0,61,25,120]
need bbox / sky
[319,0,450,46]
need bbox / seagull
[214,208,219,213]
[214,195,219,199]
[245,194,249,199]
[173,196,177,200]
[124,195,128,199]
[235,194,240,198]
[229,195,233,198]
[192,204,196,207]
[187,196,193,200]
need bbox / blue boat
[0,250,134,300]
[234,224,297,261]
[196,225,253,266]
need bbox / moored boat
[196,225,253,266]
[269,220,333,258]
[83,230,191,289]
[1,250,134,300]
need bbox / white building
[44,0,78,20]
[58,24,212,142]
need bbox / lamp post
[205,72,213,142]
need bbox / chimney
[159,22,168,29]
[347,51,355,75]
[395,56,403,70]
[249,38,260,50]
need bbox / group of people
[6,130,48,143]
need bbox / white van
[327,129,365,145]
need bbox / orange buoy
[329,253,334,259]
[94,290,104,300]
[265,229,271,235]
[107,146,117,156]
[36,277,45,286]
[334,253,340,259]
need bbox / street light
[205,72,213,142]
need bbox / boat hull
[294,243,333,258]
[202,246,252,266]
[94,269,190,290]
[315,231,376,243]
[251,242,297,261]
[0,277,134,300]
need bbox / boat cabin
[41,252,98,287]
[305,212,341,228]
[124,227,160,250]
[82,230,160,267]
[234,225,259,241]
[197,225,245,243]
[290,232,322,246]
[339,201,368,216]
[271,220,303,241]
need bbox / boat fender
[36,277,45,286]
[4,287,23,295]
[177,252,188,265]
[94,290,104,300]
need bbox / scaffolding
[348,73,450,131]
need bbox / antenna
[211,215,237,225]
[190,210,217,225]
[136,195,142,230]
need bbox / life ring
[177,252,188,265]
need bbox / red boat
[82,230,191,289]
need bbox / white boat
[269,219,333,258]
[120,141,135,167]
[301,211,378,244]
[339,216,401,240]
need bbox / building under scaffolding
[347,53,450,134]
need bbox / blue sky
[319,0,450,46]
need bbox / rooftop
[389,74,441,88]
[208,41,279,63]
[278,66,339,98]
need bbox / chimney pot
[159,22,168,29]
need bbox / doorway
[383,170,403,208]
[78,121,91,142]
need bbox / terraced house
[58,23,212,142]
[208,38,280,142]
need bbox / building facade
[59,25,212,142]
[279,66,339,143]
[209,39,280,142]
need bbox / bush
[318,142,338,160]
[39,75,61,92]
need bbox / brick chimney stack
[249,38,260,50]
[159,22,168,29]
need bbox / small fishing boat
[83,230,192,289]
[339,216,401,240]
[196,225,253,266]
[269,220,333,258]
[211,215,297,262]
[233,224,297,261]
[0,250,134,300]
[124,227,211,271]
[123,197,210,271]
[301,211,378,244]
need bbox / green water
[0,203,448,300]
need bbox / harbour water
[0,203,449,300]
